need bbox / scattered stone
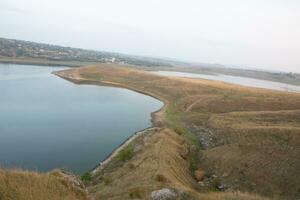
[222,172,229,177]
[217,183,226,191]
[198,181,205,187]
[212,174,218,178]
[150,188,186,200]
[188,125,218,149]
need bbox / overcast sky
[0,0,299,72]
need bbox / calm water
[154,71,300,93]
[0,64,163,174]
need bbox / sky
[0,0,300,73]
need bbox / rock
[150,188,186,200]
[217,183,226,191]
[222,172,229,177]
[198,181,205,187]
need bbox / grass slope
[55,64,300,199]
[0,169,87,200]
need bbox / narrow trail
[185,98,202,112]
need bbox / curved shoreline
[53,71,168,126]
[53,70,167,174]
[90,127,159,175]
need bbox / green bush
[174,127,185,135]
[81,172,92,182]
[117,145,134,161]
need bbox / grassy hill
[53,64,300,199]
[0,169,87,200]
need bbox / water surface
[0,64,163,174]
[153,71,300,93]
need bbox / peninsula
[53,64,300,200]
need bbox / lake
[153,71,300,93]
[0,64,163,174]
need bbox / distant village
[0,38,171,67]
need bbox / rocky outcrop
[150,188,188,200]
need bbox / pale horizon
[1,0,299,73]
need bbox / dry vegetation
[54,64,300,200]
[87,128,197,199]
[0,169,88,200]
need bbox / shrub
[117,145,134,161]
[155,174,167,182]
[81,172,92,182]
[174,127,185,135]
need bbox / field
[54,64,300,200]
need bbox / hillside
[54,64,300,200]
[0,169,87,200]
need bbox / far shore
[0,56,98,67]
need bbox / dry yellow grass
[198,191,271,200]
[0,169,87,200]
[55,64,300,199]
[86,128,269,200]
[88,128,197,199]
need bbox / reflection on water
[0,64,163,174]
[153,71,300,93]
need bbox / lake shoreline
[53,69,168,127]
[0,63,163,174]
[53,69,167,174]
[2,64,300,199]
[89,127,159,175]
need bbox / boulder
[150,188,186,200]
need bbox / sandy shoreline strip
[90,127,158,175]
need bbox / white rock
[151,188,183,200]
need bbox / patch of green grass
[117,145,134,161]
[81,172,92,182]
[165,105,181,126]
[166,102,204,173]
[188,155,200,173]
